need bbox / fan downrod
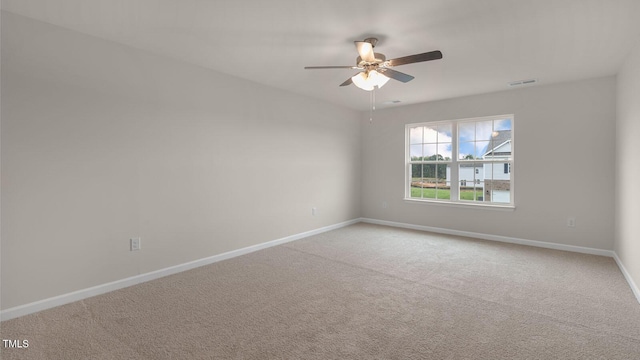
[363,37,378,47]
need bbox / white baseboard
[612,252,640,304]
[361,218,640,304]
[4,217,638,321]
[361,218,614,257]
[0,218,361,321]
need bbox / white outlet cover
[130,237,141,251]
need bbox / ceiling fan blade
[354,41,375,62]
[305,66,360,69]
[387,50,443,67]
[379,68,415,83]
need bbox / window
[406,115,514,206]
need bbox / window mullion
[450,123,459,201]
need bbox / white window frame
[404,114,515,209]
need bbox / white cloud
[424,127,452,159]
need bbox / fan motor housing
[363,37,379,47]
[357,53,386,67]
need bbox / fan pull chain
[369,87,376,123]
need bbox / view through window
[406,115,514,206]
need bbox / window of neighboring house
[406,115,514,207]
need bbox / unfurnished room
[1,0,640,359]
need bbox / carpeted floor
[2,223,639,359]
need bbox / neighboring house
[446,130,512,202]
[482,130,512,203]
[449,163,483,187]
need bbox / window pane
[409,127,423,144]
[435,163,448,180]
[459,122,475,142]
[494,118,512,131]
[458,163,478,182]
[424,126,438,143]
[410,144,422,158]
[437,180,451,200]
[437,124,452,141]
[459,141,475,160]
[423,144,437,159]
[488,128,512,158]
[475,141,490,158]
[421,163,437,180]
[491,188,511,203]
[484,162,494,182]
[476,120,493,141]
[410,164,437,199]
[460,185,480,201]
[411,163,423,179]
[410,164,423,199]
[437,143,452,160]
[483,162,511,203]
[459,163,484,201]
[497,162,511,180]
[479,180,488,202]
[459,176,473,200]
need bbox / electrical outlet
[567,217,576,228]
[311,207,317,216]
[382,201,388,209]
[130,237,141,251]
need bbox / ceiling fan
[305,37,442,91]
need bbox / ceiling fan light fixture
[369,70,390,88]
[351,72,373,91]
[352,70,390,91]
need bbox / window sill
[403,198,516,211]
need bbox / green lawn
[410,187,482,201]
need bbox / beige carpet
[2,223,639,359]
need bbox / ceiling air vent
[509,79,537,87]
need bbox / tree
[411,154,448,181]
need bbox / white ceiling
[3,0,640,111]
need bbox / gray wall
[361,77,616,250]
[1,12,361,310]
[2,10,635,312]
[615,40,640,291]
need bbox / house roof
[482,130,511,157]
